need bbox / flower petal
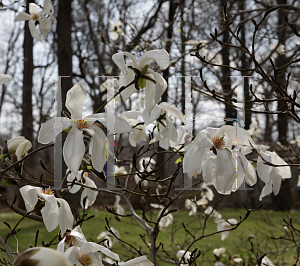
[15,140,32,160]
[14,12,31,22]
[121,256,153,266]
[39,18,51,38]
[158,102,185,123]
[66,82,86,119]
[29,3,40,14]
[139,49,170,70]
[257,152,272,184]
[144,76,156,116]
[28,20,42,42]
[80,242,120,261]
[56,198,74,234]
[19,185,42,212]
[259,181,273,201]
[80,177,98,209]
[89,124,108,173]
[41,194,59,232]
[0,74,12,85]
[38,117,71,144]
[63,127,85,174]
[142,105,162,126]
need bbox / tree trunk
[21,0,34,143]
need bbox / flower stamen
[212,136,226,150]
[79,254,92,266]
[77,119,89,130]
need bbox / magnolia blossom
[57,225,87,252]
[113,195,125,216]
[122,111,147,147]
[13,247,73,266]
[20,185,73,233]
[38,82,132,174]
[143,102,185,150]
[185,197,208,216]
[257,151,291,201]
[183,125,255,194]
[247,123,261,140]
[14,0,56,42]
[64,242,120,266]
[5,136,32,161]
[177,250,192,265]
[204,206,223,222]
[66,170,98,209]
[112,49,170,115]
[109,20,125,40]
[259,256,274,266]
[150,203,173,228]
[200,183,214,201]
[217,218,238,241]
[213,247,226,258]
[97,227,120,248]
[135,157,156,186]
[0,74,12,85]
[115,165,128,175]
[120,256,153,266]
[269,42,285,59]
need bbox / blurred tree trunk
[220,0,236,125]
[57,0,78,215]
[21,0,34,143]
[157,0,179,179]
[276,0,288,145]
[239,0,251,130]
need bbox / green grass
[1,208,300,265]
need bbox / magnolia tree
[0,1,299,266]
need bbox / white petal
[28,20,42,42]
[57,237,66,253]
[38,117,71,144]
[120,255,153,266]
[67,171,82,194]
[183,137,212,174]
[271,169,283,196]
[238,154,257,186]
[259,182,273,201]
[144,76,156,116]
[257,152,272,184]
[213,149,236,194]
[66,82,86,119]
[153,72,168,107]
[158,102,185,123]
[80,177,98,209]
[0,74,12,85]
[15,140,32,160]
[63,127,85,174]
[80,242,120,261]
[64,246,80,263]
[119,70,136,102]
[89,124,108,172]
[271,152,291,179]
[43,0,55,20]
[112,52,137,74]
[19,185,42,212]
[39,18,51,38]
[142,105,162,126]
[29,3,40,14]
[7,136,26,151]
[56,198,74,234]
[111,31,119,40]
[41,194,59,232]
[14,12,31,22]
[139,49,170,70]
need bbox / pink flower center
[42,188,54,196]
[79,254,92,266]
[212,136,226,149]
[77,119,89,130]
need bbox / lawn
[0,208,299,265]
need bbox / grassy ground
[0,208,299,265]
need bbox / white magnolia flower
[14,0,56,42]
[204,206,223,222]
[109,20,125,40]
[38,82,132,174]
[115,165,128,175]
[57,225,87,252]
[257,151,291,201]
[0,74,12,85]
[177,250,192,265]
[6,136,32,161]
[247,123,261,140]
[185,197,208,216]
[232,256,243,263]
[135,157,156,187]
[144,102,185,150]
[66,170,98,209]
[114,195,125,216]
[150,203,173,228]
[259,256,274,266]
[183,125,255,194]
[217,218,238,241]
[97,227,120,248]
[112,49,170,116]
[20,185,73,233]
[64,242,120,266]
[122,111,147,147]
[120,255,153,266]
[213,247,226,258]
[269,42,285,59]
[200,183,214,201]
[13,247,73,266]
